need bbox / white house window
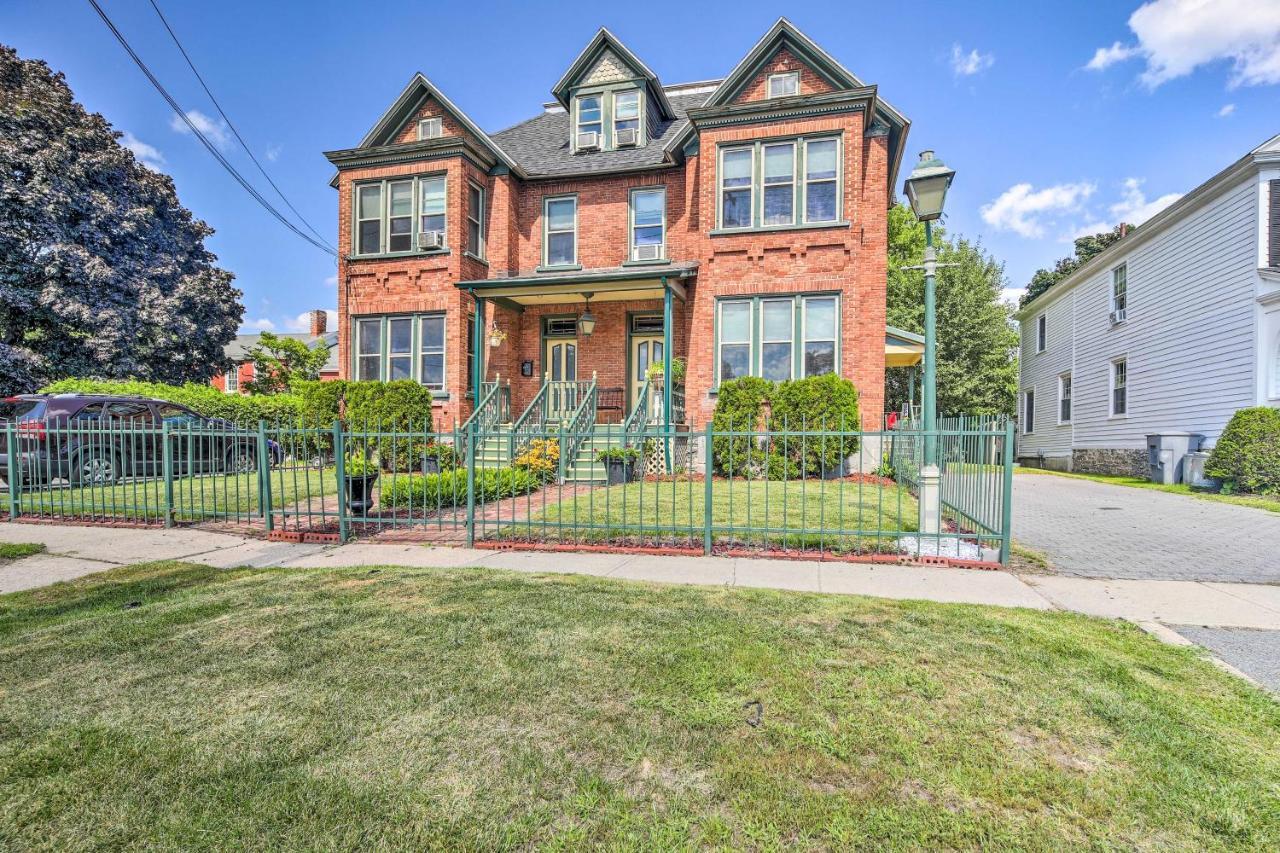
[1058,373,1072,424]
[356,175,446,256]
[613,89,640,140]
[1112,264,1127,317]
[223,367,239,394]
[767,71,799,98]
[354,313,448,387]
[717,294,839,385]
[1111,358,1128,416]
[419,176,446,245]
[630,187,665,260]
[720,147,754,229]
[544,196,577,266]
[762,142,796,226]
[803,139,839,223]
[417,117,442,140]
[466,183,485,258]
[356,184,382,255]
[1036,314,1047,353]
[1023,389,1035,434]
[576,94,602,148]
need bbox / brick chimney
[309,309,328,337]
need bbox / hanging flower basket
[488,325,508,348]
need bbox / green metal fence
[1,415,1014,564]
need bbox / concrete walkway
[4,523,1280,633]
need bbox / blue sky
[4,0,1279,327]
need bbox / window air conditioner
[616,128,639,147]
[633,244,662,261]
[418,231,444,250]
[576,131,600,150]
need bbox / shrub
[767,374,861,477]
[294,380,444,472]
[513,438,560,482]
[41,378,304,424]
[1206,407,1280,495]
[710,376,773,477]
[380,466,541,510]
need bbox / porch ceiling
[457,262,695,305]
[886,325,925,367]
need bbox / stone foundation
[1016,454,1071,472]
[1071,448,1147,478]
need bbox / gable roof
[492,90,708,179]
[550,27,675,120]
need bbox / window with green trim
[614,90,640,139]
[466,183,485,258]
[630,187,665,260]
[544,196,577,266]
[716,294,840,385]
[717,135,842,230]
[576,94,602,148]
[353,174,447,256]
[352,313,448,390]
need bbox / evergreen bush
[1206,407,1280,495]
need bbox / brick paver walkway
[1013,473,1280,583]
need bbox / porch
[457,264,695,484]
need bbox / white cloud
[980,182,1096,238]
[265,144,282,162]
[241,317,275,332]
[283,309,338,334]
[170,109,231,149]
[1086,0,1280,89]
[950,44,995,77]
[1064,220,1115,242]
[1109,177,1182,225]
[1218,103,1236,117]
[324,274,338,287]
[1000,287,1027,308]
[120,131,165,170]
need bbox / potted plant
[645,356,687,385]
[422,442,455,475]
[487,323,508,348]
[596,446,641,485]
[343,454,379,514]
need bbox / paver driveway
[1013,472,1280,583]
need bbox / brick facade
[329,23,905,431]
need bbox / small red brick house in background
[210,310,340,394]
[324,18,917,432]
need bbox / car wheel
[226,447,256,474]
[72,452,119,486]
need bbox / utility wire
[87,0,337,257]
[146,0,335,252]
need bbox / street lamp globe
[903,150,954,221]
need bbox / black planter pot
[344,472,379,514]
[423,456,442,475]
[604,459,634,485]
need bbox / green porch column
[662,279,673,474]
[471,294,486,404]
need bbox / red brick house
[211,310,339,394]
[324,18,913,434]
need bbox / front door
[631,335,663,417]
[544,337,578,416]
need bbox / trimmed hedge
[40,378,304,424]
[710,377,773,477]
[1206,407,1280,495]
[380,467,542,510]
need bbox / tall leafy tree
[0,44,242,395]
[1020,224,1131,307]
[242,332,330,395]
[885,205,1019,416]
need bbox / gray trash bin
[1146,433,1204,485]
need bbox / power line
[86,0,337,257]
[146,0,335,252]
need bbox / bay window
[718,134,842,230]
[716,294,840,386]
[387,180,413,252]
[353,174,447,256]
[467,183,485,258]
[544,196,577,266]
[762,142,796,226]
[419,176,445,240]
[352,313,448,390]
[803,139,839,223]
[720,147,754,229]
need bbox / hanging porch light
[578,292,596,337]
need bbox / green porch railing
[0,413,1015,565]
[621,375,654,445]
[457,380,507,461]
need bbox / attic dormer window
[614,90,640,145]
[767,71,799,98]
[417,117,442,140]
[576,95,602,150]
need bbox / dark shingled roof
[491,92,709,178]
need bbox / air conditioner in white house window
[1109,308,1126,325]
[633,244,662,261]
[418,231,444,250]
[616,128,639,147]
[576,131,600,151]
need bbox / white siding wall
[1018,174,1260,454]
[1017,289,1075,460]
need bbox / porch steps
[563,426,627,485]
[474,425,513,470]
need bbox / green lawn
[489,479,921,552]
[1017,466,1280,513]
[14,467,339,522]
[0,561,1275,849]
[0,542,44,563]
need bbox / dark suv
[0,394,279,487]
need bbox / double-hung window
[716,294,840,385]
[1036,314,1047,353]
[1058,373,1072,424]
[804,139,839,223]
[1111,264,1127,317]
[417,117,442,140]
[576,95,602,148]
[720,147,754,229]
[762,142,796,226]
[544,196,577,266]
[767,71,799,98]
[1111,358,1128,416]
[466,183,485,258]
[1023,389,1035,434]
[224,367,239,394]
[355,175,447,256]
[614,90,640,140]
[353,313,448,389]
[630,187,665,260]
